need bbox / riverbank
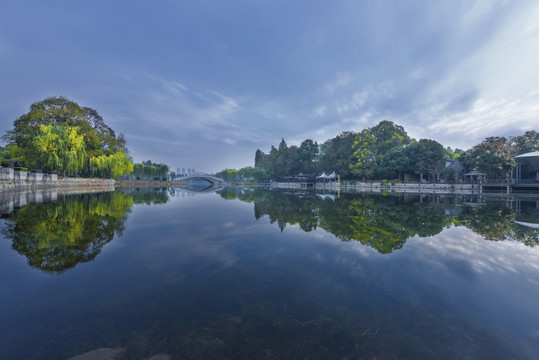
[115,179,185,188]
[0,177,114,192]
[271,181,483,195]
[342,181,479,194]
[0,178,191,193]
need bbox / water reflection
[0,188,175,274]
[0,188,538,359]
[120,187,170,205]
[1,192,132,273]
[221,188,539,252]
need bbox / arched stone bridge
[176,175,224,185]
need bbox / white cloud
[334,81,395,116]
[397,1,539,148]
[463,0,497,24]
[325,71,353,93]
[406,226,539,280]
[409,94,539,149]
[313,105,327,117]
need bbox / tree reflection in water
[221,188,539,253]
[2,192,133,274]
[119,187,170,205]
[1,188,175,274]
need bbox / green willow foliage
[2,96,133,178]
[34,124,86,176]
[1,192,133,273]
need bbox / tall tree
[350,121,412,180]
[405,139,446,181]
[254,149,267,168]
[319,131,357,178]
[507,130,539,155]
[267,145,279,177]
[350,129,378,180]
[462,137,515,178]
[369,120,411,155]
[298,139,319,174]
[379,146,410,180]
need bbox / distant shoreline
[115,179,184,188]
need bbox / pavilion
[463,170,486,183]
[514,151,539,182]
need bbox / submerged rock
[66,348,125,360]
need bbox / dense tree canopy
[507,131,539,155]
[350,129,378,180]
[219,168,238,181]
[132,160,169,180]
[319,131,357,178]
[462,137,515,178]
[379,146,410,180]
[406,139,447,181]
[2,97,132,178]
[368,120,412,155]
[349,121,412,180]
[254,138,320,178]
[245,121,535,182]
[237,166,269,181]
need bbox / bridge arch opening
[189,178,212,191]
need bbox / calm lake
[1,187,538,359]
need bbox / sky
[1,0,538,173]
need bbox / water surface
[0,188,538,359]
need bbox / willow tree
[33,124,86,176]
[89,151,133,179]
[2,96,132,178]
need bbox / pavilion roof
[514,151,539,163]
[463,170,486,176]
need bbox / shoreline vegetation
[0,97,537,187]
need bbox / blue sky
[1,0,538,173]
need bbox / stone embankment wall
[342,182,479,194]
[0,168,115,193]
[271,181,480,194]
[57,178,115,190]
[271,182,342,190]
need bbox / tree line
[249,121,538,181]
[131,160,170,180]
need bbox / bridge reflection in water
[175,175,224,192]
